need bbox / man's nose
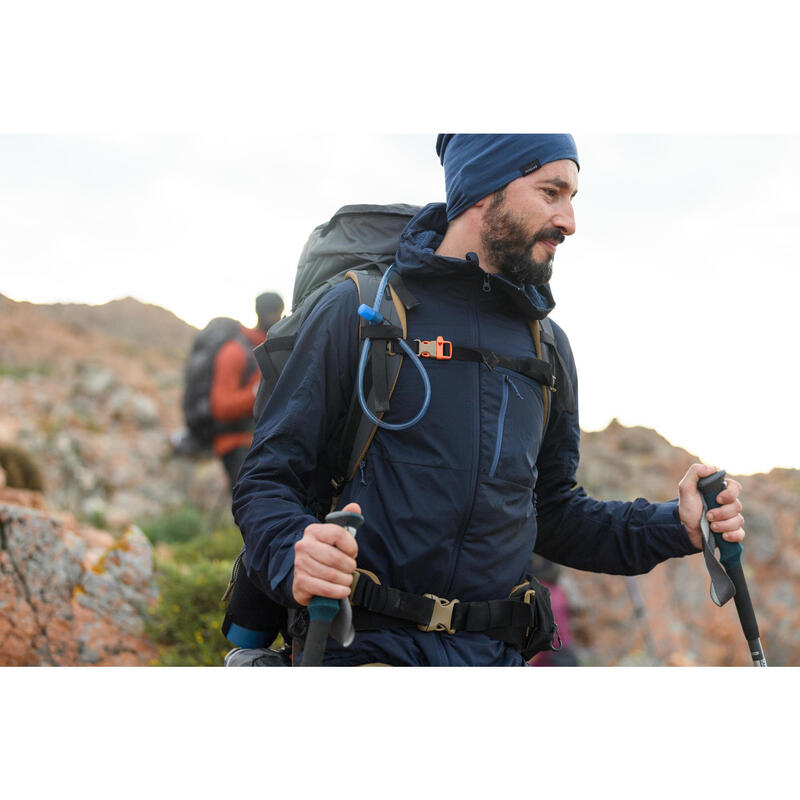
[553,202,576,237]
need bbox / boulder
[0,502,157,666]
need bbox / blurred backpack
[252,203,422,500]
[177,316,256,455]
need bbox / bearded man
[232,134,746,666]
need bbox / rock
[73,364,117,398]
[81,494,109,522]
[129,394,160,428]
[0,486,47,510]
[0,503,157,666]
[560,422,800,667]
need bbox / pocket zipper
[489,375,522,478]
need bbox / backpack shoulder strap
[529,319,552,435]
[331,267,414,501]
[530,317,576,438]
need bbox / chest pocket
[486,368,546,485]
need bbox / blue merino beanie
[436,134,579,221]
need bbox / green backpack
[252,203,423,504]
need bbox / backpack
[253,203,423,505]
[221,202,575,655]
[181,316,256,449]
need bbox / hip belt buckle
[419,594,459,634]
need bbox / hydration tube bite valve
[356,265,431,431]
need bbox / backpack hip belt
[349,568,561,660]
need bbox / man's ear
[461,197,490,230]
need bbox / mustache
[532,228,566,246]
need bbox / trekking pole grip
[697,470,743,569]
[301,511,364,667]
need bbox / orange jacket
[210,326,266,457]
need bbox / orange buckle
[415,336,452,360]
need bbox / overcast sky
[1,132,798,476]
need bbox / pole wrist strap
[700,515,735,607]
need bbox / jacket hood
[394,202,556,320]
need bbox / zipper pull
[359,460,368,485]
[506,376,523,399]
[483,273,491,293]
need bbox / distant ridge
[0,294,197,359]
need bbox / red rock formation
[0,502,157,666]
[558,421,800,666]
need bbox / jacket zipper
[443,273,485,597]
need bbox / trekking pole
[300,510,364,667]
[698,470,767,667]
[624,576,658,664]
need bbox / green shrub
[146,558,232,666]
[169,523,242,563]
[87,509,108,530]
[0,362,51,379]
[143,514,244,666]
[143,507,206,544]
[0,443,44,491]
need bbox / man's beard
[480,193,564,286]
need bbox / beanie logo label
[520,159,541,176]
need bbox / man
[211,291,283,489]
[232,135,745,666]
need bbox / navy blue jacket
[232,203,698,666]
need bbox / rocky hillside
[571,421,800,666]
[0,293,227,529]
[0,293,226,665]
[1,294,798,666]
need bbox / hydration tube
[356,265,431,430]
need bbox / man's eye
[542,188,557,199]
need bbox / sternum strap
[449,345,555,389]
[371,333,556,390]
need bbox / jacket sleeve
[231,283,361,607]
[532,320,699,575]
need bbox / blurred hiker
[175,293,284,474]
[212,292,284,490]
[229,134,747,666]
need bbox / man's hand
[678,464,745,551]
[292,502,360,606]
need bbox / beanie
[436,134,579,221]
